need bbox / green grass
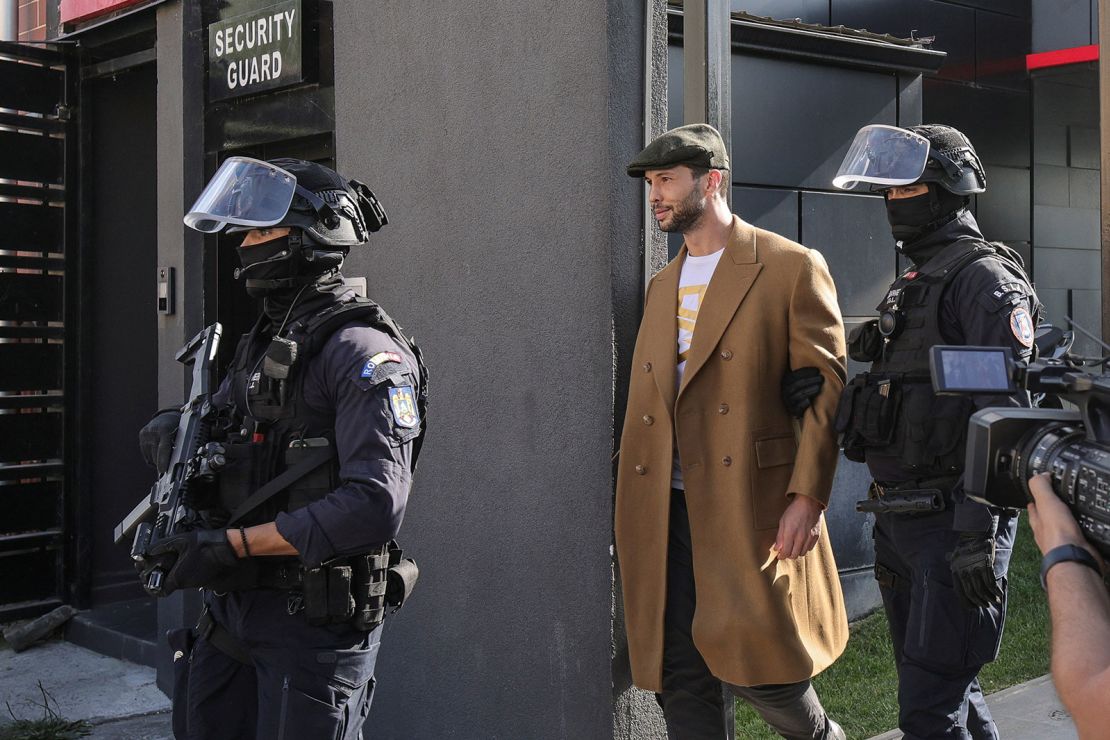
[735,516,1050,739]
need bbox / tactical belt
[857,476,958,515]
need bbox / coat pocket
[751,433,797,530]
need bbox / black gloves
[139,409,181,476]
[781,367,824,418]
[948,533,1004,608]
[144,529,239,595]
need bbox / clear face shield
[832,125,931,191]
[183,157,299,233]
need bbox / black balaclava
[235,231,346,326]
[885,183,969,245]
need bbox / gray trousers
[656,491,836,740]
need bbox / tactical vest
[836,238,1031,476]
[210,296,429,527]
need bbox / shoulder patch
[360,351,402,379]
[1010,306,1035,348]
[388,385,420,428]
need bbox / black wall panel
[959,0,1030,16]
[0,202,63,253]
[924,80,1030,168]
[0,274,63,322]
[975,165,1031,242]
[799,191,897,318]
[733,186,798,241]
[731,55,897,189]
[0,58,63,114]
[832,0,976,82]
[976,12,1031,91]
[0,412,62,462]
[0,131,62,184]
[731,0,830,24]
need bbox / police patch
[360,351,402,378]
[389,385,419,428]
[1010,306,1034,348]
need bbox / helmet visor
[832,125,930,190]
[183,157,298,233]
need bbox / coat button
[718,403,729,415]
[722,456,732,466]
[634,464,647,475]
[720,350,733,360]
[643,362,652,372]
[642,415,654,426]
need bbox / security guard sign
[208,0,304,102]
[389,386,419,428]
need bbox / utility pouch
[351,549,389,631]
[386,541,419,611]
[848,320,883,363]
[284,437,335,512]
[836,374,901,460]
[303,565,355,626]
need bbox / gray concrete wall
[332,2,648,737]
[1033,66,1104,355]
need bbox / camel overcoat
[615,216,849,692]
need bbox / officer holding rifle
[135,157,426,739]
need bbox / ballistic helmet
[184,157,388,248]
[834,123,986,195]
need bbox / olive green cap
[626,123,730,177]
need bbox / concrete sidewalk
[867,674,1077,740]
[0,635,1078,739]
[0,638,171,739]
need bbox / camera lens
[1012,423,1084,496]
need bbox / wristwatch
[1040,543,1101,591]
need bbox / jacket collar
[642,216,764,413]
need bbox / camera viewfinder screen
[938,348,1010,391]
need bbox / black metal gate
[0,41,76,621]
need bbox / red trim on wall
[1026,44,1100,71]
[60,0,148,24]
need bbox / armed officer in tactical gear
[137,157,427,740]
[832,125,1041,739]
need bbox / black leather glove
[781,367,824,418]
[145,529,238,595]
[947,533,1003,609]
[139,409,181,476]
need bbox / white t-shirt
[672,247,725,489]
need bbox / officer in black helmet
[832,125,1041,739]
[138,157,427,739]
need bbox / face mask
[884,192,937,242]
[235,236,297,298]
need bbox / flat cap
[626,123,730,176]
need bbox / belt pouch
[327,565,355,621]
[303,567,329,625]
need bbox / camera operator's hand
[948,533,1003,609]
[1027,472,1102,565]
[781,367,824,418]
[139,409,181,476]
[144,529,239,595]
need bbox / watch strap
[1040,543,1101,591]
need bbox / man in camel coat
[616,124,849,740]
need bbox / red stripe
[1026,45,1099,71]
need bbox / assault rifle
[113,323,222,596]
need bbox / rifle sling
[226,446,335,526]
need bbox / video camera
[930,338,1110,557]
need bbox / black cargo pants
[170,589,382,740]
[873,508,1016,740]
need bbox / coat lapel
[677,217,763,399]
[642,257,681,416]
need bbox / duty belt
[857,476,957,515]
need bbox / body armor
[202,295,427,628]
[836,238,1033,478]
